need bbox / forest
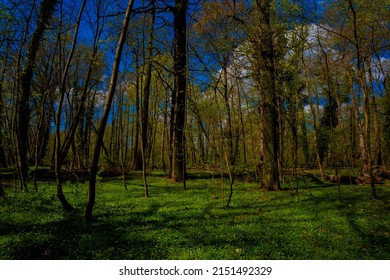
[0,0,389,260]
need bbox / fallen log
[329,166,390,185]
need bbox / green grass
[0,172,389,260]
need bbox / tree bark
[171,0,188,182]
[254,0,280,191]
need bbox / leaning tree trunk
[54,0,86,211]
[84,0,135,222]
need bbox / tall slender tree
[54,0,87,211]
[85,0,135,222]
[133,3,155,173]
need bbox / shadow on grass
[1,198,266,260]
[0,210,171,260]
[344,198,390,259]
[1,176,389,260]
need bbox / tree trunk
[132,46,141,170]
[171,0,188,182]
[16,0,58,191]
[348,0,376,197]
[384,79,390,168]
[0,63,8,168]
[222,65,234,166]
[302,53,325,179]
[134,8,155,171]
[161,99,168,172]
[368,69,382,166]
[54,0,86,211]
[137,4,155,192]
[299,98,309,167]
[255,0,280,191]
[84,0,135,222]
[237,83,247,166]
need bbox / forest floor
[0,170,389,260]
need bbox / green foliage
[0,172,389,259]
[317,99,339,164]
[0,5,15,49]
